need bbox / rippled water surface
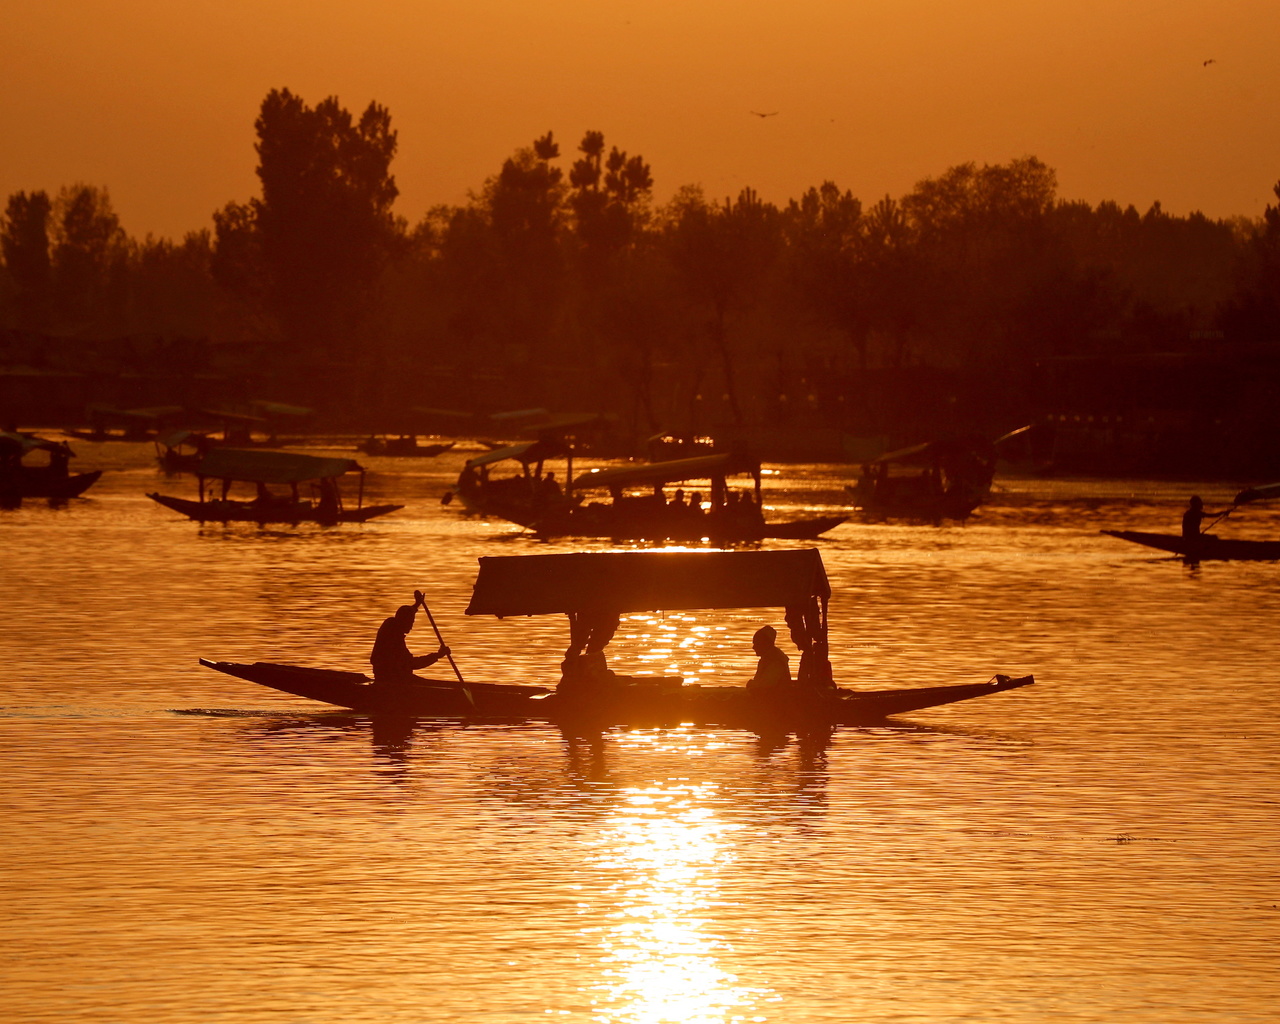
[3,443,1278,1023]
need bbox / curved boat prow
[840,673,1034,720]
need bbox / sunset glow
[4,1,1278,238]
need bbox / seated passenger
[745,625,792,693]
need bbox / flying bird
[1203,58,1217,66]
[750,110,779,118]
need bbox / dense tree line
[2,88,1278,438]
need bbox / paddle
[1201,504,1240,535]
[414,589,475,708]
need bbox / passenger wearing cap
[370,597,450,683]
[746,624,792,692]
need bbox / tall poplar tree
[215,89,400,358]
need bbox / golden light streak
[582,767,768,1024]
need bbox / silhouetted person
[317,477,339,517]
[746,625,792,693]
[1181,495,1229,542]
[540,471,562,501]
[370,598,450,683]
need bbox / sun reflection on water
[583,743,770,1024]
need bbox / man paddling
[370,595,451,683]
[1181,495,1231,542]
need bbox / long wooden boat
[201,549,1033,728]
[148,447,402,525]
[199,658,1033,727]
[526,454,846,541]
[149,493,402,524]
[1101,529,1280,561]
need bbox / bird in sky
[1203,58,1217,66]
[750,110,779,118]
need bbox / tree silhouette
[51,184,127,333]
[1,191,53,332]
[665,187,782,426]
[215,88,400,358]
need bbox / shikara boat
[200,549,1033,727]
[504,453,846,542]
[1101,530,1280,561]
[148,448,402,524]
[0,431,102,501]
[847,434,998,521]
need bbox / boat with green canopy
[147,447,402,524]
[200,549,1033,726]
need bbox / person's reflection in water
[561,727,610,787]
[371,715,417,755]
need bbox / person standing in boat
[370,597,450,683]
[745,625,792,693]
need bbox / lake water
[2,442,1278,1023]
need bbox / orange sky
[3,1,1278,239]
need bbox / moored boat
[200,549,1033,727]
[148,447,402,524]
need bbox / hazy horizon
[4,1,1279,238]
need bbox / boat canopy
[464,439,566,470]
[571,453,759,491]
[195,448,362,484]
[466,549,829,617]
[155,428,203,449]
[0,431,62,455]
[249,400,314,418]
[199,408,270,426]
[89,404,185,424]
[1234,482,1280,504]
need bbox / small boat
[848,434,998,521]
[148,447,402,524]
[1,431,102,501]
[1101,530,1280,561]
[517,453,847,542]
[1103,484,1280,561]
[201,549,1033,727]
[357,435,456,458]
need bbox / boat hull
[1102,529,1280,561]
[148,493,402,524]
[199,659,1033,727]
[2,469,102,500]
[522,507,848,542]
